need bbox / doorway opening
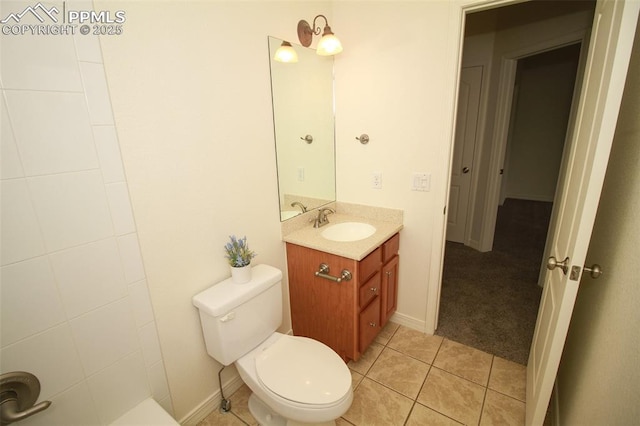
[436,3,591,365]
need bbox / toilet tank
[192,264,283,366]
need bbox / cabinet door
[286,243,358,360]
[359,296,380,352]
[381,255,399,326]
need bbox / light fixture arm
[298,14,333,47]
[311,14,329,36]
[297,14,343,55]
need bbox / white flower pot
[231,265,252,284]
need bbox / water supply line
[218,366,231,413]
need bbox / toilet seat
[255,334,351,405]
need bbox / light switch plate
[412,172,430,191]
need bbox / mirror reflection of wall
[268,37,336,221]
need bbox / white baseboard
[179,372,244,426]
[390,312,427,333]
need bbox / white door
[526,1,639,425]
[447,66,482,243]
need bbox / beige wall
[503,44,580,202]
[333,0,458,331]
[556,21,640,425]
[99,1,331,421]
[96,0,635,423]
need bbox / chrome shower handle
[1,372,51,424]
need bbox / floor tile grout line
[476,355,496,426]
[366,334,474,426]
[224,323,524,425]
[402,400,417,426]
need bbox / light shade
[274,41,298,63]
[297,15,343,57]
[316,33,343,56]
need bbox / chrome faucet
[291,201,308,213]
[313,208,335,228]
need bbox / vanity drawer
[359,272,381,309]
[359,247,382,282]
[359,296,381,352]
[382,233,400,264]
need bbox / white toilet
[192,264,353,425]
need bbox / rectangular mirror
[268,37,336,221]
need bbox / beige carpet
[436,198,552,365]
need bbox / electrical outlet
[372,172,382,189]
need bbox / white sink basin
[321,222,376,242]
[281,210,301,220]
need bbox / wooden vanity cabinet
[381,234,400,326]
[286,233,399,362]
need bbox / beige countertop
[282,204,403,260]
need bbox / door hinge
[443,205,447,215]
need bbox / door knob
[547,256,570,275]
[583,264,603,279]
[462,167,470,174]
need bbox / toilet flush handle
[220,312,236,322]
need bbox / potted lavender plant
[224,235,257,284]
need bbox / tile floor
[198,322,526,426]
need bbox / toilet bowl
[235,332,353,424]
[192,264,353,425]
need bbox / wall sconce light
[297,15,343,56]
[273,41,299,63]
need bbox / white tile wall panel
[27,170,113,252]
[93,126,125,183]
[18,382,101,426]
[105,182,136,235]
[0,256,66,346]
[147,361,171,402]
[0,95,24,179]
[79,62,114,125]
[0,26,82,92]
[69,298,139,375]
[87,352,149,425]
[0,324,85,400]
[138,321,162,366]
[49,238,127,318]
[128,279,155,327]
[117,233,146,284]
[4,90,98,176]
[0,179,46,265]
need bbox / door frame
[477,31,588,253]
[426,0,632,334]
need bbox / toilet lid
[255,335,351,405]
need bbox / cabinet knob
[370,287,377,293]
[369,322,377,327]
[386,271,392,276]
